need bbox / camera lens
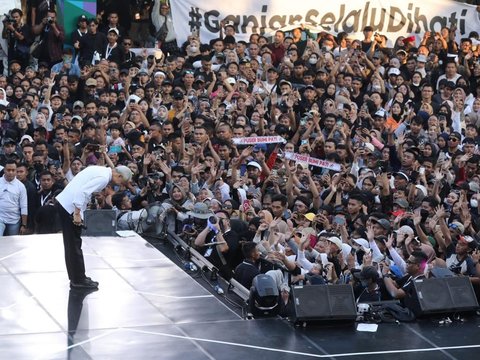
[208,216,217,224]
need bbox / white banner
[284,152,342,171]
[232,136,286,145]
[171,0,480,44]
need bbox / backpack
[378,302,416,322]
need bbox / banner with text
[170,0,480,44]
[284,152,342,172]
[232,136,286,145]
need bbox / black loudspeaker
[83,210,117,236]
[292,284,357,322]
[249,274,279,317]
[413,277,479,315]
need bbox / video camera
[2,13,13,24]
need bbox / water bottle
[214,284,224,295]
[184,262,197,272]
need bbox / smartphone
[219,160,225,170]
[309,234,318,248]
[86,143,100,152]
[242,199,251,212]
[333,215,346,226]
[109,145,122,153]
[419,167,425,175]
[283,209,291,220]
[301,139,308,145]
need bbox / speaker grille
[84,210,117,236]
[293,285,356,321]
[414,277,478,314]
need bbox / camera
[47,16,54,24]
[3,13,13,23]
[208,216,217,224]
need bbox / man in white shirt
[0,160,28,236]
[56,165,132,289]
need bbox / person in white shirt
[0,160,28,236]
[56,164,132,289]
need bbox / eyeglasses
[448,137,458,141]
[223,205,233,209]
[123,42,132,46]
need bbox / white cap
[246,161,262,170]
[327,236,343,250]
[353,238,370,249]
[394,225,414,236]
[388,67,400,76]
[19,135,34,144]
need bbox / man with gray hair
[56,165,132,289]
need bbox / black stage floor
[1,233,480,360]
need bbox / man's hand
[73,212,83,226]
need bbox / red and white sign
[232,136,286,145]
[284,152,342,171]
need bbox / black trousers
[57,204,86,283]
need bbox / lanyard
[106,43,117,59]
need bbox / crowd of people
[1,1,480,315]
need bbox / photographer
[2,9,31,71]
[194,210,239,280]
[32,8,64,66]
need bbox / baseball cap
[85,78,97,87]
[394,172,410,181]
[73,100,84,108]
[375,218,392,231]
[354,266,379,280]
[173,91,184,100]
[246,161,262,170]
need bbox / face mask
[372,85,381,91]
[412,81,420,86]
[470,199,478,208]
[190,46,198,53]
[361,280,369,287]
[309,57,318,65]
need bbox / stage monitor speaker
[83,210,117,236]
[292,284,356,322]
[413,277,479,315]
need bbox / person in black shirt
[234,242,261,289]
[354,265,385,303]
[194,210,239,280]
[382,250,428,314]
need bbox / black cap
[2,138,16,145]
[173,91,184,100]
[354,266,379,281]
[450,131,462,140]
[444,81,456,90]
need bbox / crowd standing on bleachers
[1,0,480,313]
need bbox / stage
[1,233,479,360]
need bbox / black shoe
[70,278,99,289]
[85,277,99,286]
